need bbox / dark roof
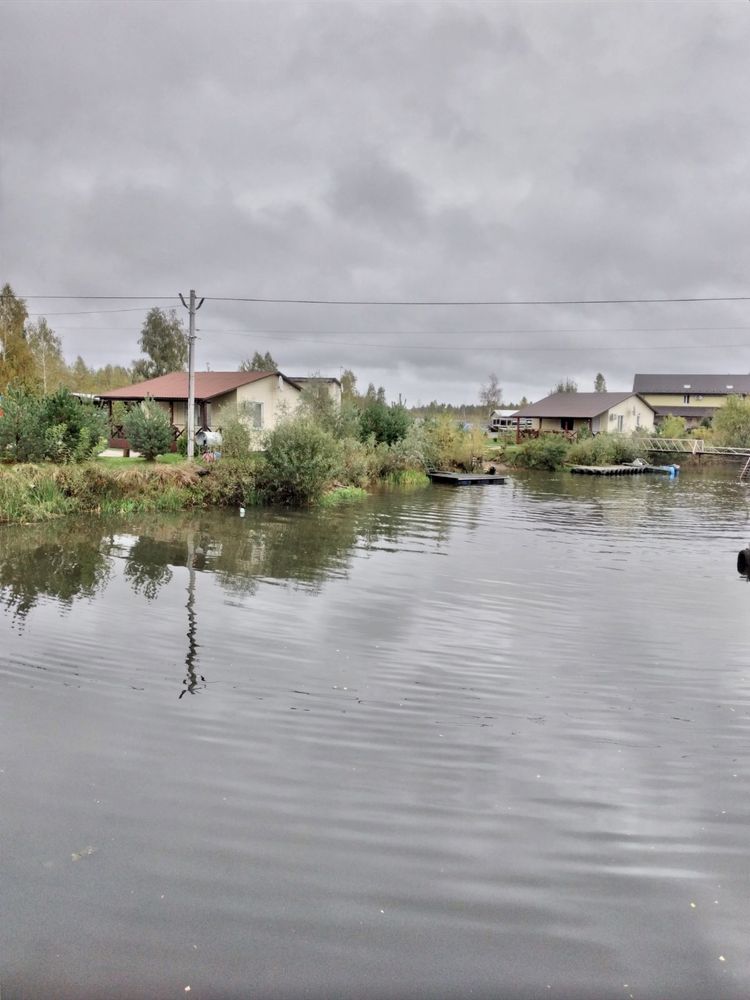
[652,406,715,419]
[288,376,341,386]
[633,373,750,395]
[513,392,652,419]
[97,371,301,401]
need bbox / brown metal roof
[652,406,715,419]
[98,371,301,401]
[513,392,652,419]
[288,376,342,386]
[633,373,750,394]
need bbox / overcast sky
[2,0,750,405]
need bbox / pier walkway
[641,438,750,458]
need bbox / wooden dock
[569,464,679,476]
[428,471,507,486]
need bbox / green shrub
[658,414,687,438]
[194,458,260,507]
[318,485,368,507]
[123,397,173,460]
[504,435,570,470]
[359,401,411,445]
[712,395,750,448]
[218,413,252,459]
[381,469,431,488]
[566,434,645,466]
[0,387,47,462]
[415,416,489,471]
[0,387,106,464]
[258,417,341,505]
[40,389,108,462]
[335,435,380,487]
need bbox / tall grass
[566,434,646,466]
[503,436,570,470]
[0,466,73,523]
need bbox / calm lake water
[3,472,750,1000]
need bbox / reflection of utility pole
[179,531,205,699]
[179,289,205,460]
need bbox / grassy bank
[0,459,431,525]
[0,462,204,524]
[0,406,507,525]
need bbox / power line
[46,323,750,336]
[27,307,158,317]
[194,324,750,337]
[4,295,179,301]
[6,292,750,306]
[206,294,750,306]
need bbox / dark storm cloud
[2,0,750,403]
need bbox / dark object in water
[427,471,506,486]
[737,547,750,574]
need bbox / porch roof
[98,371,300,402]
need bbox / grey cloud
[327,151,425,235]
[3,1,750,405]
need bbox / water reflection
[179,538,205,699]
[5,480,750,997]
[0,520,113,622]
[509,467,750,538]
[0,490,458,619]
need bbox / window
[245,401,263,429]
[683,394,691,404]
[617,415,624,432]
[560,418,574,431]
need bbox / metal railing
[640,437,750,457]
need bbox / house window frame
[241,400,263,430]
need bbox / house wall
[234,376,302,429]
[641,392,731,408]
[602,396,655,434]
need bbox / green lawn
[95,453,188,468]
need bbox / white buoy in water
[239,506,246,517]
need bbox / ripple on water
[2,480,750,998]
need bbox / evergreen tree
[239,350,278,372]
[594,373,607,392]
[123,397,173,460]
[69,356,94,392]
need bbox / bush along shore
[0,391,499,523]
[1,383,709,526]
[0,429,653,525]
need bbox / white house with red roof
[98,370,303,450]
